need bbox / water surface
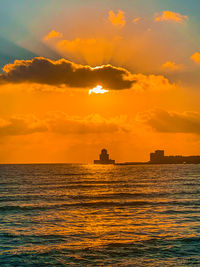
[0,164,200,266]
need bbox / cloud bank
[140,109,200,135]
[0,113,128,137]
[0,115,47,136]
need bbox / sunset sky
[1,0,200,163]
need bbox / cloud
[155,11,188,23]
[131,73,175,91]
[0,114,47,136]
[43,30,63,41]
[0,57,174,92]
[191,52,200,64]
[46,112,128,134]
[1,57,135,90]
[58,38,97,52]
[0,113,128,137]
[139,108,200,135]
[162,61,184,71]
[108,10,126,27]
[132,17,141,24]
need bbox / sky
[1,0,200,163]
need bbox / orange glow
[56,37,117,66]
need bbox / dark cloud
[141,108,200,134]
[1,57,135,90]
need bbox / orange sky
[1,1,200,163]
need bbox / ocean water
[0,164,200,266]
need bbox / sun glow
[89,85,109,95]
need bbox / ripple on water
[0,164,200,266]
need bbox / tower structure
[94,149,115,164]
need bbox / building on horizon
[150,150,165,163]
[94,149,115,164]
[150,150,200,164]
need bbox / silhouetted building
[150,150,165,163]
[94,149,115,164]
[150,150,200,164]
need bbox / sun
[89,85,109,95]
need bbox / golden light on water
[89,85,109,95]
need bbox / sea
[0,164,200,266]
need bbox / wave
[1,236,199,266]
[158,209,200,215]
[1,199,200,212]
[0,190,199,204]
[0,201,151,212]
[54,172,94,176]
[69,192,170,200]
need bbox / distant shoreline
[1,162,200,165]
[115,162,200,165]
